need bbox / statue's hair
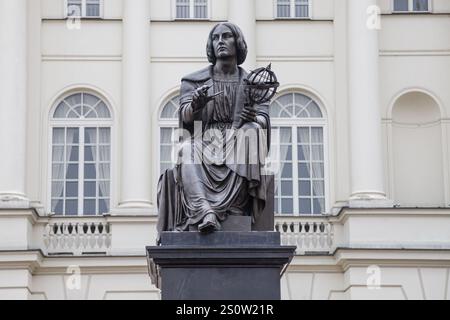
[206,22,248,66]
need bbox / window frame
[173,0,211,20]
[48,91,113,217]
[274,0,312,20]
[65,0,104,19]
[270,91,330,216]
[392,0,431,13]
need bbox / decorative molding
[42,55,122,62]
[380,50,450,57]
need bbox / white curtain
[177,0,190,18]
[298,126,324,214]
[310,128,324,213]
[51,128,76,213]
[98,128,110,204]
[277,3,290,18]
[271,127,292,196]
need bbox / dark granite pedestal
[146,232,296,300]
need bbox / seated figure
[157,23,272,240]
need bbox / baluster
[67,223,74,250]
[43,224,51,249]
[89,223,96,249]
[106,223,112,250]
[97,223,105,249]
[82,223,89,249]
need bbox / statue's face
[212,24,236,60]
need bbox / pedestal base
[146,232,295,300]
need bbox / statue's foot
[198,213,221,234]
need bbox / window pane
[84,199,96,216]
[312,180,325,197]
[280,146,292,161]
[281,181,293,196]
[298,145,310,161]
[99,199,110,215]
[53,128,65,144]
[176,0,190,18]
[84,181,96,197]
[85,146,96,162]
[394,0,409,11]
[66,182,78,197]
[295,0,309,18]
[161,128,174,144]
[86,0,100,17]
[99,128,111,144]
[281,163,292,178]
[85,164,96,179]
[299,163,310,178]
[53,146,65,162]
[52,164,65,178]
[311,128,323,143]
[99,146,110,162]
[299,198,312,214]
[277,0,290,18]
[51,200,64,215]
[299,180,311,196]
[311,163,324,179]
[298,127,310,143]
[281,199,293,214]
[99,183,110,197]
[98,164,110,180]
[65,200,78,216]
[67,146,79,162]
[194,0,207,18]
[66,164,79,179]
[413,0,428,11]
[52,182,64,198]
[54,103,70,118]
[85,128,97,144]
[161,146,174,162]
[313,198,325,214]
[311,145,324,161]
[280,128,292,143]
[96,102,111,118]
[67,128,79,144]
[161,99,179,119]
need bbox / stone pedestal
[146,232,295,300]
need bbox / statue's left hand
[240,105,257,124]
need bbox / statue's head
[206,22,248,66]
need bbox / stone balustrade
[43,218,112,256]
[275,216,334,255]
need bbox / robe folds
[157,65,271,242]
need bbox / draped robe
[157,65,271,241]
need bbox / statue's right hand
[191,85,211,112]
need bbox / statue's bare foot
[198,213,221,234]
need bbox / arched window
[159,95,180,175]
[270,92,327,215]
[50,92,112,216]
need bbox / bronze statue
[157,23,277,241]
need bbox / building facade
[0,0,449,300]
